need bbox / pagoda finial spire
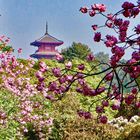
[45,21,48,35]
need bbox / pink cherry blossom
[86,53,94,61]
[18,48,22,53]
[92,25,98,31]
[99,115,108,124]
[135,24,140,34]
[92,4,106,12]
[80,7,88,13]
[94,32,101,42]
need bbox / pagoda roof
[30,33,63,46]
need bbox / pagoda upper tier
[30,33,63,47]
[30,22,63,59]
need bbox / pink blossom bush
[0,46,53,138]
[78,0,140,122]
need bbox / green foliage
[0,89,19,140]
[2,45,13,52]
[0,43,13,52]
[115,103,140,119]
[50,91,118,140]
[1,58,137,139]
[23,123,40,140]
[17,58,29,65]
[53,118,120,140]
[61,42,92,60]
[95,52,109,64]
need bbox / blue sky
[0,0,138,59]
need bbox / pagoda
[30,22,63,59]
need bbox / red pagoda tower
[30,22,63,59]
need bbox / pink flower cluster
[0,49,53,136]
[135,24,140,34]
[79,1,140,123]
[80,3,106,17]
[110,46,125,66]
[94,32,101,42]
[91,4,106,13]
[122,2,139,18]
[0,111,7,125]
[76,78,106,97]
[77,110,92,119]
[18,48,22,54]
[105,35,118,47]
[0,35,10,45]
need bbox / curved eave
[30,54,56,59]
[30,41,63,47]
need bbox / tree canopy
[61,42,92,60]
[95,52,109,63]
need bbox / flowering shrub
[0,47,53,139]
[33,0,140,123]
[79,0,140,121]
[108,115,140,131]
[0,47,103,138]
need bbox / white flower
[117,116,123,121]
[130,115,139,123]
[119,126,124,131]
[123,119,128,124]
[113,124,119,129]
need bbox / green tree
[61,42,92,60]
[95,52,109,63]
[95,52,109,71]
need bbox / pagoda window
[51,47,55,51]
[38,46,44,52]
[45,47,51,51]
